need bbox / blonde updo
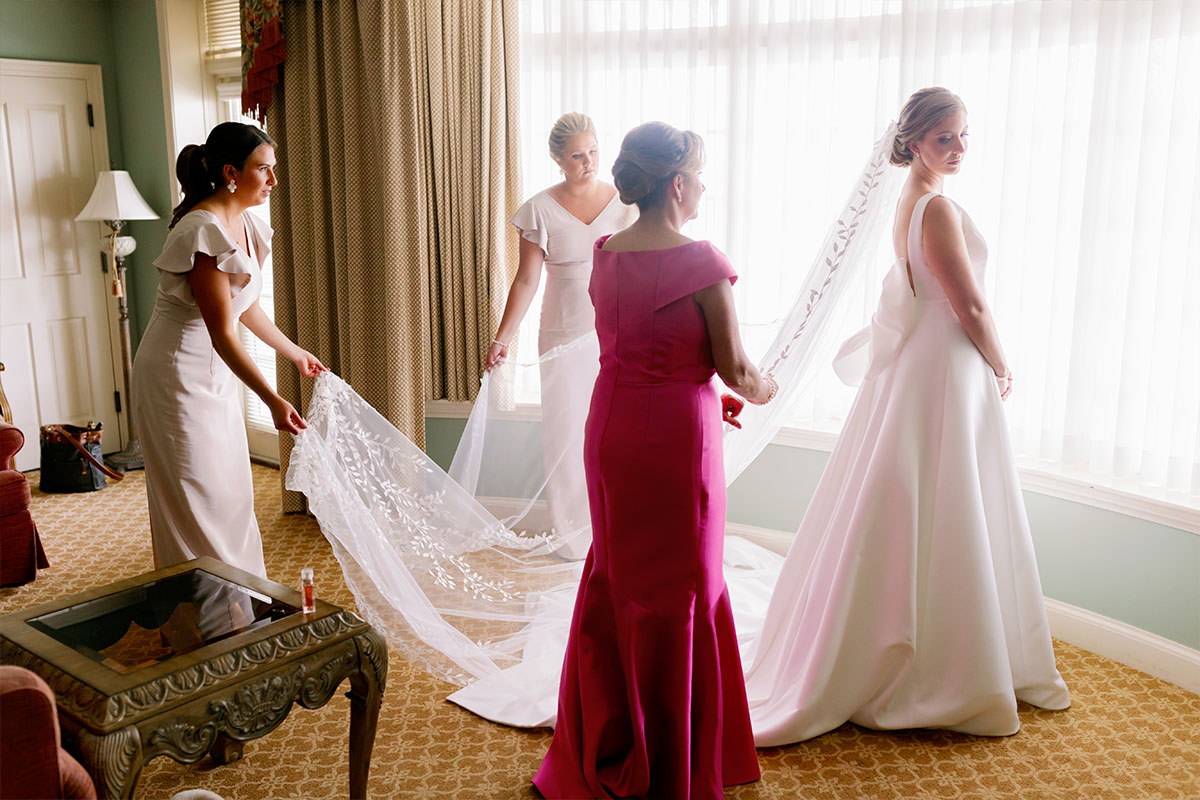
[548,112,597,160]
[611,121,705,210]
[891,87,966,167]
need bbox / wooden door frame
[0,58,127,448]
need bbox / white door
[0,60,121,471]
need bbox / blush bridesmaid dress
[533,237,760,799]
[132,210,269,578]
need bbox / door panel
[0,105,22,281]
[1,325,41,437]
[48,316,96,419]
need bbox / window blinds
[204,0,241,58]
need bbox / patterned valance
[241,0,285,122]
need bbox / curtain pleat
[424,3,523,402]
[268,0,520,511]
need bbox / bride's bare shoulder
[895,190,955,246]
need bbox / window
[206,0,277,459]
[216,80,280,461]
[517,0,1200,504]
[203,0,241,58]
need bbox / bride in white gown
[286,88,1068,745]
[743,87,1069,745]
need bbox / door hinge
[87,104,95,127]
[114,390,122,413]
[100,251,109,273]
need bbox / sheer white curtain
[517,0,1199,498]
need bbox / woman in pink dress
[534,122,776,799]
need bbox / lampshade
[75,170,159,222]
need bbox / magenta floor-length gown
[533,237,760,799]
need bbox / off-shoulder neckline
[595,234,710,254]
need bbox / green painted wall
[425,416,1200,651]
[110,0,171,344]
[1023,494,1199,651]
[1,0,170,347]
[727,444,1200,651]
[0,1,124,167]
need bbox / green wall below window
[426,415,1200,651]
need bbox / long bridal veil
[448,330,601,562]
[285,122,903,699]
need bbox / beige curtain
[267,0,520,511]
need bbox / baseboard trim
[725,521,794,556]
[1043,597,1200,694]
[476,496,551,531]
[724,527,1200,695]
[456,502,1200,694]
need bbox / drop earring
[227,179,237,194]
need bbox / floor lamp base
[106,438,144,473]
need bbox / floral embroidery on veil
[287,122,906,691]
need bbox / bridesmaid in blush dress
[485,112,635,560]
[534,122,776,800]
[133,123,325,578]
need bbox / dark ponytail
[169,122,275,228]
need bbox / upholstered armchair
[0,420,49,585]
[0,666,97,799]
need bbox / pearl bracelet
[748,374,778,406]
[491,339,508,348]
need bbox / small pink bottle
[300,568,316,614]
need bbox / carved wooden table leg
[78,726,144,800]
[210,732,244,764]
[348,629,388,799]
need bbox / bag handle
[44,424,124,482]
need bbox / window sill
[425,398,542,422]
[770,427,1200,536]
[425,400,1200,536]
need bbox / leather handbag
[38,423,124,493]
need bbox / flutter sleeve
[654,241,738,310]
[508,194,549,256]
[244,210,274,267]
[152,212,252,304]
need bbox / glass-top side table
[0,557,387,799]
[29,568,300,674]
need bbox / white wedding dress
[286,125,1068,746]
[743,192,1070,745]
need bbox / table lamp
[75,170,159,472]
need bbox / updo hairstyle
[169,121,275,228]
[611,121,705,210]
[890,87,966,167]
[547,112,597,161]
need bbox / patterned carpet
[1,465,1197,799]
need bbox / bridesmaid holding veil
[134,122,325,578]
[743,88,1070,745]
[484,112,635,559]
